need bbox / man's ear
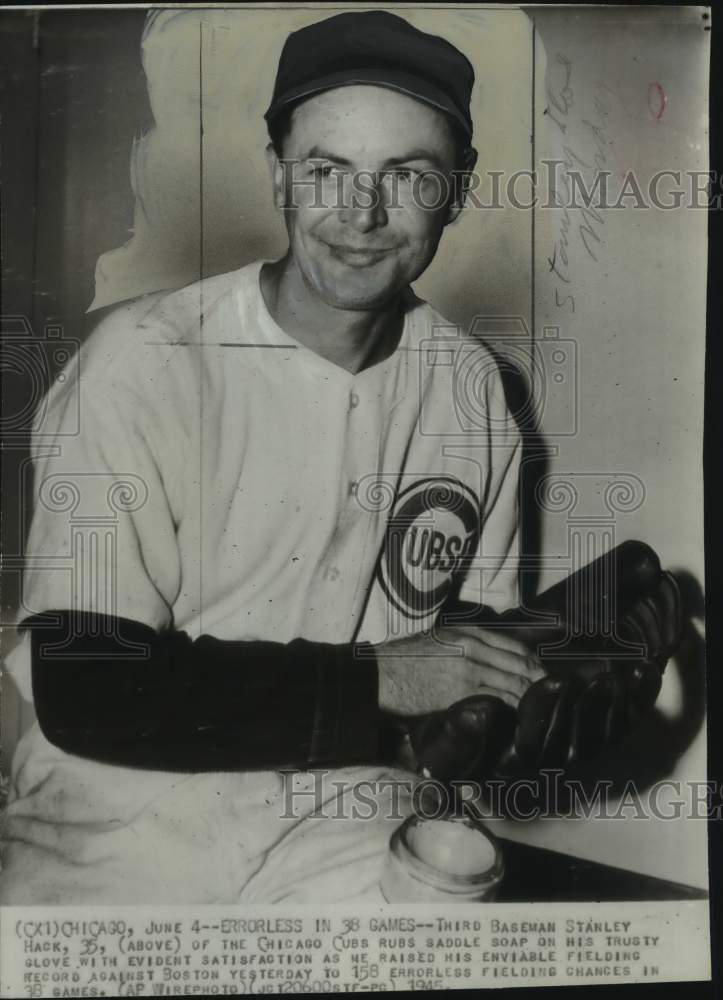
[265,142,285,210]
[446,146,479,226]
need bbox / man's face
[268,85,467,310]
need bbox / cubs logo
[379,477,480,619]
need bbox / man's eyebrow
[303,146,352,165]
[300,146,448,169]
[381,150,447,169]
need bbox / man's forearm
[24,611,380,771]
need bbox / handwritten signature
[545,54,613,314]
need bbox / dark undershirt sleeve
[24,611,380,772]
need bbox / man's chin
[323,289,399,311]
[314,270,406,311]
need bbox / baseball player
[0,11,544,904]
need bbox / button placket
[316,384,382,601]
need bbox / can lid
[391,815,504,891]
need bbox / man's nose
[340,172,389,232]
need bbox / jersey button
[349,391,360,409]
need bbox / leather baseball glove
[408,540,684,782]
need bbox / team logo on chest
[379,477,480,619]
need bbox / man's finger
[462,660,537,704]
[449,624,541,661]
[462,632,546,685]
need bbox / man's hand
[375,626,546,717]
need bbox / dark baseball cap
[264,10,475,140]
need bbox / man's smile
[321,241,396,267]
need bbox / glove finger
[491,742,525,780]
[569,675,617,762]
[657,571,683,654]
[623,659,663,716]
[449,695,517,742]
[603,673,630,746]
[621,573,682,663]
[448,696,517,777]
[632,595,665,662]
[412,695,515,781]
[514,676,581,769]
[513,677,563,766]
[614,541,661,608]
[411,711,480,780]
[539,675,587,767]
[618,611,648,656]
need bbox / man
[0,10,542,904]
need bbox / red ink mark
[648,82,667,121]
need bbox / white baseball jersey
[0,260,521,903]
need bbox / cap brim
[264,67,472,139]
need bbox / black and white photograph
[0,2,713,993]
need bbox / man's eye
[386,168,415,182]
[310,164,339,178]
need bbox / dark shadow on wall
[0,10,151,621]
[478,339,550,606]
